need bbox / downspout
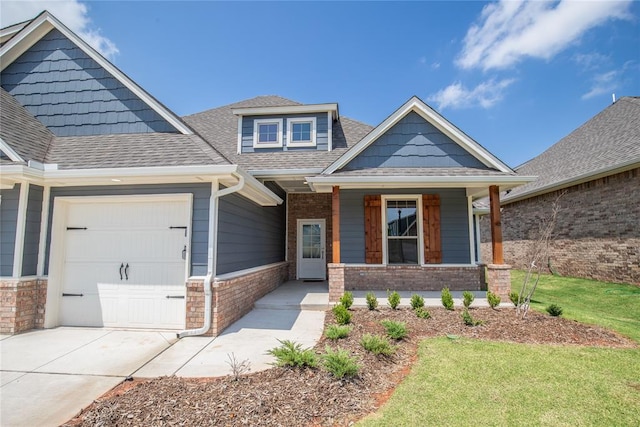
[177,174,245,338]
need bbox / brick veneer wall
[185,262,289,336]
[341,265,486,291]
[0,278,47,334]
[287,193,333,279]
[480,168,640,285]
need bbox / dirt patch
[63,307,635,426]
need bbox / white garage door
[59,198,189,329]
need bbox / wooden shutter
[422,194,442,263]
[364,195,383,264]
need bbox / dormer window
[288,117,317,147]
[254,118,283,148]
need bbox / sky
[1,0,638,167]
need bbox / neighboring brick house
[1,11,531,336]
[480,97,640,285]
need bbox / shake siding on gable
[341,189,471,264]
[0,185,20,276]
[22,185,43,276]
[343,112,488,170]
[1,29,178,136]
[240,113,329,152]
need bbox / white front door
[58,197,190,329]
[297,219,326,280]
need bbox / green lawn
[357,274,640,427]
[511,270,640,343]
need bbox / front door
[297,219,326,280]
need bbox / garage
[52,195,191,330]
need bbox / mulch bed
[63,307,636,427]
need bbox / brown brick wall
[287,193,333,279]
[0,278,47,334]
[340,265,485,291]
[185,262,289,337]
[480,168,640,285]
[328,263,345,302]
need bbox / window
[253,119,283,148]
[384,198,420,264]
[287,117,316,147]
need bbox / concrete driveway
[0,293,326,427]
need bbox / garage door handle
[62,293,83,297]
[119,263,124,280]
[166,295,185,299]
[125,263,129,280]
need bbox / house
[479,97,640,285]
[0,11,533,336]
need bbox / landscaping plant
[360,334,396,356]
[410,293,425,310]
[339,291,354,309]
[461,308,484,326]
[332,304,351,325]
[462,291,475,308]
[441,287,454,310]
[486,291,501,309]
[381,320,407,340]
[414,307,431,319]
[325,324,352,340]
[226,353,251,380]
[365,291,379,310]
[546,303,563,317]
[267,340,317,368]
[387,290,401,309]
[510,291,520,307]
[322,347,359,379]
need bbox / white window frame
[381,195,424,265]
[287,117,317,147]
[253,118,283,148]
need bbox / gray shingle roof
[331,167,516,177]
[183,95,374,171]
[505,97,640,202]
[1,88,53,163]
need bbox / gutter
[177,174,245,338]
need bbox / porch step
[254,281,330,311]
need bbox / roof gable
[0,11,192,136]
[323,96,512,174]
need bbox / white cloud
[457,0,632,71]
[428,78,515,110]
[581,61,639,100]
[572,52,610,70]
[0,0,118,59]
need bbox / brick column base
[0,278,47,335]
[328,263,345,303]
[487,264,511,300]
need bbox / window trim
[253,118,283,148]
[381,195,424,265]
[287,117,317,147]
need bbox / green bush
[267,340,317,368]
[325,324,352,340]
[332,304,351,325]
[509,291,520,306]
[360,334,396,356]
[487,291,501,309]
[546,304,563,317]
[462,291,475,308]
[381,319,408,340]
[323,347,359,379]
[414,307,431,319]
[461,308,484,326]
[441,287,454,310]
[365,291,379,310]
[339,291,354,309]
[410,294,425,310]
[387,290,401,309]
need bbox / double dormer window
[252,117,316,148]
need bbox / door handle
[125,263,129,280]
[182,245,187,260]
[119,263,124,280]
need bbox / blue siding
[241,113,329,153]
[45,184,211,276]
[22,185,43,276]
[216,181,286,274]
[0,185,20,276]
[343,112,488,170]
[340,188,471,264]
[1,29,178,136]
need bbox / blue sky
[2,1,638,167]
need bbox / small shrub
[325,324,352,340]
[410,294,425,310]
[267,340,317,368]
[462,291,475,308]
[360,334,396,356]
[509,291,520,306]
[365,291,378,310]
[387,290,401,309]
[323,347,359,379]
[381,319,407,340]
[226,353,251,380]
[441,287,454,310]
[461,308,484,326]
[487,291,501,309]
[339,291,354,309]
[332,304,351,325]
[546,304,563,317]
[414,307,431,319]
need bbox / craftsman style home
[0,12,532,335]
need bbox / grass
[358,338,640,426]
[357,273,640,426]
[511,270,640,342]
